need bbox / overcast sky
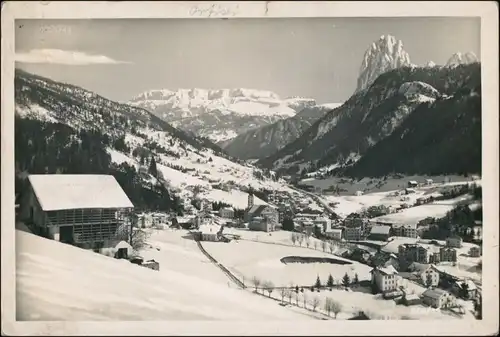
[15,17,480,104]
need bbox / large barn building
[20,174,134,252]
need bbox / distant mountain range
[127,88,320,143]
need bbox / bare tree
[251,276,261,292]
[280,288,287,303]
[331,300,343,319]
[287,287,293,303]
[297,234,304,247]
[329,240,335,254]
[313,240,318,250]
[305,236,311,248]
[302,292,308,309]
[115,220,150,252]
[321,240,327,252]
[291,233,297,245]
[324,297,333,316]
[293,292,299,306]
[311,296,320,312]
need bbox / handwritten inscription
[189,4,239,17]
[38,24,72,35]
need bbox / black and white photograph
[1,1,498,335]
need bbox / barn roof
[28,174,134,211]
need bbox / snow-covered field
[371,194,474,226]
[300,175,478,195]
[15,229,313,321]
[201,231,472,320]
[202,236,372,287]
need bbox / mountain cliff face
[219,103,341,160]
[128,89,315,143]
[258,63,481,178]
[356,35,412,93]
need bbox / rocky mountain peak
[356,35,412,93]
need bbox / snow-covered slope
[446,52,479,67]
[15,229,311,321]
[356,35,412,93]
[15,70,294,213]
[128,89,316,143]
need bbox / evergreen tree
[148,156,158,178]
[326,274,334,288]
[314,275,322,289]
[282,217,294,231]
[342,273,351,287]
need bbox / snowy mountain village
[13,25,485,322]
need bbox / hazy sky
[15,17,480,104]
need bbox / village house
[383,253,400,271]
[414,264,441,287]
[248,216,276,232]
[398,244,428,264]
[219,206,234,219]
[391,223,418,238]
[355,191,364,196]
[425,179,434,186]
[469,246,481,257]
[20,174,134,253]
[370,265,401,293]
[195,224,222,242]
[421,288,456,309]
[440,247,458,262]
[452,279,478,300]
[368,225,391,241]
[407,181,418,188]
[405,188,417,195]
[446,235,463,248]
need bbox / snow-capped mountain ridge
[129,88,319,143]
[446,52,479,67]
[356,35,412,93]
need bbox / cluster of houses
[370,262,479,309]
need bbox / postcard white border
[2,1,498,335]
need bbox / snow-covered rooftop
[28,174,134,211]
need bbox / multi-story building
[344,217,370,241]
[391,223,418,238]
[370,265,401,293]
[439,247,458,262]
[398,244,429,264]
